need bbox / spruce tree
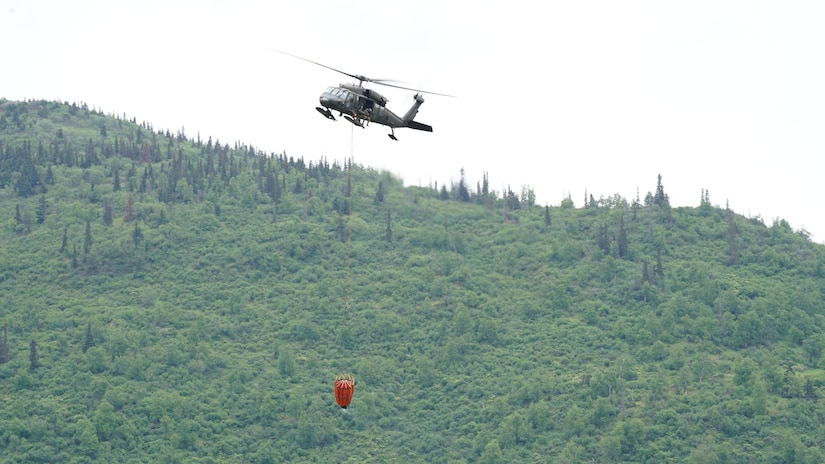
[83,323,95,353]
[617,213,628,258]
[83,219,92,256]
[337,214,346,243]
[544,205,551,231]
[374,181,385,205]
[15,160,40,197]
[36,195,47,224]
[598,223,611,255]
[29,339,39,372]
[132,222,143,247]
[458,168,471,202]
[726,211,740,265]
[385,208,393,242]
[655,248,665,280]
[103,200,113,226]
[1,322,9,364]
[653,174,669,207]
[124,195,135,222]
[642,260,653,285]
[481,171,491,208]
[60,227,68,253]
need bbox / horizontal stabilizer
[407,121,432,132]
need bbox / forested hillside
[2,99,825,463]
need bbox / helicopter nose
[319,94,338,107]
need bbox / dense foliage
[2,99,825,463]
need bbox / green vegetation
[2,99,825,463]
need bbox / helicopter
[271,49,453,140]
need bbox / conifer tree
[458,168,471,202]
[374,181,385,205]
[103,200,113,226]
[83,219,93,256]
[617,213,628,258]
[1,322,9,364]
[124,195,135,222]
[83,322,95,353]
[385,208,393,242]
[132,222,143,247]
[653,174,669,207]
[642,260,653,285]
[598,223,611,255]
[36,195,47,224]
[264,170,277,202]
[60,227,68,253]
[655,248,665,281]
[544,205,551,231]
[15,157,41,197]
[481,171,491,208]
[337,214,346,243]
[139,167,148,193]
[113,170,121,191]
[29,339,39,372]
[726,210,740,265]
[14,204,22,224]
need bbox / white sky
[2,0,824,242]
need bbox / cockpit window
[325,87,350,100]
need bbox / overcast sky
[3,0,824,242]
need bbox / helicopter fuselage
[316,85,431,139]
[318,85,400,126]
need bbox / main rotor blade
[270,48,370,83]
[270,48,455,97]
[371,80,456,98]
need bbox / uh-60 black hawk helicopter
[271,49,453,140]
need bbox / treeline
[1,100,527,209]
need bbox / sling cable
[335,125,356,410]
